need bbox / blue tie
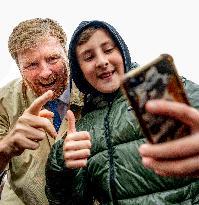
[46,100,62,132]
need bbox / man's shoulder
[0,79,24,138]
[70,81,84,107]
[0,78,23,99]
[68,82,84,121]
[0,78,25,120]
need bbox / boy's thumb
[67,110,76,134]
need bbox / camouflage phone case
[122,54,190,143]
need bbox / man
[0,18,83,205]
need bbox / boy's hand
[63,110,91,169]
[139,100,199,177]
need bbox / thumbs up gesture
[63,110,91,169]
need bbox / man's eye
[25,62,38,69]
[48,56,60,64]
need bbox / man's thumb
[39,109,54,119]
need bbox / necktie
[46,100,62,132]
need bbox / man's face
[76,29,124,93]
[17,36,69,99]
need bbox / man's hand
[63,110,91,169]
[139,100,199,177]
[1,90,57,159]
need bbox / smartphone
[122,54,190,143]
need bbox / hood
[68,20,138,94]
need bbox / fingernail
[146,101,156,109]
[155,170,167,176]
[142,157,152,168]
[47,90,53,97]
[139,144,150,155]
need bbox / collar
[22,80,84,108]
[85,89,123,109]
[58,83,70,104]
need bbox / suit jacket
[0,78,83,205]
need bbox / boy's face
[17,36,69,99]
[76,29,124,93]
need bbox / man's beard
[23,62,69,99]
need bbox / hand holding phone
[122,54,190,143]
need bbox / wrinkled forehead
[17,36,65,55]
[17,36,66,62]
[19,35,63,52]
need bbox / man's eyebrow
[47,52,61,56]
[22,58,37,65]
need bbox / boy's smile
[76,29,124,93]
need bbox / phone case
[122,54,190,143]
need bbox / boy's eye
[103,44,115,54]
[104,47,114,54]
[83,53,94,62]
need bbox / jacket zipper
[104,101,118,205]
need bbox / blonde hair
[8,18,67,62]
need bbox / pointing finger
[26,90,53,115]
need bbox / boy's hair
[8,18,67,62]
[77,27,98,46]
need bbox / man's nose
[40,63,52,78]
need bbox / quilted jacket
[45,20,199,205]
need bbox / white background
[0,0,198,87]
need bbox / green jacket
[46,79,199,205]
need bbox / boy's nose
[96,54,109,68]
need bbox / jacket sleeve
[45,139,94,205]
[45,139,76,205]
[0,100,9,139]
[184,79,199,110]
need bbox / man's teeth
[40,77,56,85]
[41,81,54,85]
